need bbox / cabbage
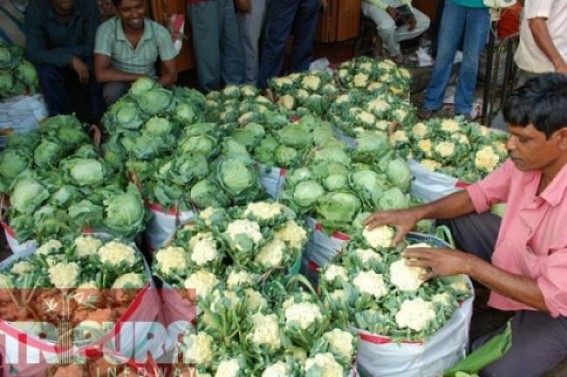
[33,140,64,168]
[322,173,348,192]
[136,88,173,115]
[10,178,49,214]
[63,158,105,187]
[253,135,279,165]
[129,77,156,96]
[231,122,265,150]
[386,158,412,191]
[377,187,410,211]
[103,185,146,238]
[316,191,362,225]
[143,117,173,136]
[0,150,29,179]
[178,134,218,159]
[169,153,209,186]
[191,178,231,208]
[277,121,313,149]
[215,158,262,202]
[292,180,325,208]
[274,145,301,168]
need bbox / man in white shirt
[362,0,430,63]
[514,0,567,82]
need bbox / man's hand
[71,57,89,85]
[402,247,472,280]
[554,59,567,75]
[363,208,421,246]
[407,14,416,31]
[234,0,251,12]
[386,6,400,21]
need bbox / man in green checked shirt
[94,0,178,106]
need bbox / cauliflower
[412,122,428,138]
[274,220,307,250]
[37,239,63,255]
[183,270,219,298]
[155,246,187,275]
[440,119,460,133]
[323,328,355,361]
[323,264,349,283]
[199,207,216,227]
[285,302,323,330]
[379,60,395,69]
[304,353,344,377]
[255,239,285,268]
[389,129,409,144]
[243,202,283,221]
[328,289,347,303]
[189,232,218,266]
[420,159,442,172]
[368,99,390,113]
[449,275,470,294]
[184,332,214,366]
[417,139,433,156]
[238,112,253,125]
[225,219,263,250]
[296,88,309,99]
[277,95,295,110]
[362,225,395,248]
[245,288,268,310]
[250,313,281,349]
[432,292,453,306]
[11,260,33,275]
[393,108,408,121]
[389,259,427,292]
[374,120,390,131]
[112,273,145,289]
[74,236,102,257]
[241,85,256,97]
[338,69,349,79]
[226,269,253,289]
[336,94,350,104]
[359,62,373,72]
[78,280,98,289]
[302,75,321,91]
[451,132,470,146]
[353,73,369,88]
[395,298,436,332]
[99,241,137,267]
[0,274,13,289]
[399,68,411,79]
[215,359,240,377]
[354,248,383,264]
[357,111,376,125]
[367,82,383,91]
[353,271,387,299]
[434,141,456,158]
[48,262,80,288]
[474,146,500,171]
[262,362,290,377]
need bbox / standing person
[258,0,328,89]
[418,0,490,120]
[25,0,104,122]
[361,0,430,64]
[365,73,567,377]
[186,0,244,92]
[236,0,268,86]
[94,0,178,107]
[514,0,567,82]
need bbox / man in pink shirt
[365,73,567,376]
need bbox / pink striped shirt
[466,158,567,317]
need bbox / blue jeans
[187,0,244,92]
[423,1,489,115]
[37,63,104,122]
[258,0,320,89]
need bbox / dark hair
[111,0,122,7]
[503,73,567,138]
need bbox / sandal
[417,108,434,120]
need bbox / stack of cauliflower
[319,226,472,342]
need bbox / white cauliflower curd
[255,239,285,268]
[353,271,388,299]
[37,239,63,255]
[183,270,219,298]
[225,219,263,250]
[301,75,321,91]
[389,259,427,292]
[304,353,344,377]
[189,232,218,266]
[474,146,500,171]
[262,362,290,377]
[250,313,281,349]
[74,235,102,257]
[184,332,214,366]
[434,142,456,158]
[226,269,253,289]
[99,241,137,267]
[215,359,240,377]
[395,298,436,332]
[362,225,395,248]
[420,159,442,172]
[48,262,80,288]
[155,246,187,275]
[440,119,460,133]
[274,220,307,250]
[243,202,283,221]
[354,248,383,264]
[323,264,349,283]
[285,302,323,330]
[112,273,145,289]
[323,328,355,361]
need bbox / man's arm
[364,190,476,244]
[403,247,549,312]
[71,0,101,60]
[25,2,73,67]
[528,18,567,74]
[94,53,143,83]
[157,58,177,87]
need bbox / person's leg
[289,0,320,73]
[102,82,130,107]
[394,7,430,44]
[258,0,299,88]
[437,212,501,263]
[237,0,267,85]
[220,0,244,86]
[187,1,221,92]
[361,2,399,57]
[36,63,72,116]
[423,0,466,112]
[476,311,567,377]
[454,6,490,115]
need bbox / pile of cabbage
[0,42,39,99]
[153,203,357,376]
[0,115,146,242]
[319,226,472,342]
[389,117,509,182]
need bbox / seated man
[94,0,177,106]
[25,0,104,122]
[362,0,430,63]
[364,73,567,376]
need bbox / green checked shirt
[94,17,177,78]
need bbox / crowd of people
[10,0,567,376]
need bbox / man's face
[116,0,145,30]
[51,0,74,15]
[506,123,564,172]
